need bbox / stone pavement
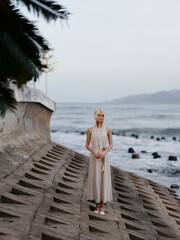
[0,141,180,240]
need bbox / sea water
[50,103,180,197]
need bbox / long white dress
[87,125,113,203]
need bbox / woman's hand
[92,151,106,159]
[93,151,100,159]
[98,151,106,159]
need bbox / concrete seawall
[0,85,56,179]
[0,86,180,239]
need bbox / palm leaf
[0,2,49,78]
[0,81,17,118]
[16,0,69,21]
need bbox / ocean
[50,103,180,197]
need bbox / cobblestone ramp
[0,142,180,240]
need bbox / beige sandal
[94,207,100,213]
[99,208,105,215]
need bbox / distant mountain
[110,90,180,104]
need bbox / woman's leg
[100,201,104,209]
[96,202,100,210]
[99,201,105,214]
[94,202,100,213]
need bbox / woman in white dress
[86,108,113,215]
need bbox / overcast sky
[25,0,180,102]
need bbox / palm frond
[0,81,17,118]
[0,2,49,78]
[17,0,69,22]
[0,40,34,86]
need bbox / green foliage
[0,0,69,117]
[0,81,17,118]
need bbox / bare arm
[104,127,113,154]
[85,128,99,158]
[85,128,93,153]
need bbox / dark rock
[141,151,147,153]
[131,133,139,139]
[168,156,177,161]
[151,136,154,139]
[161,137,166,140]
[170,184,179,189]
[128,148,135,153]
[173,170,180,174]
[156,137,160,141]
[132,154,140,159]
[152,152,158,156]
[147,169,152,173]
[51,130,57,133]
[153,154,161,159]
[172,137,176,141]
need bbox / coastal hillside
[110,89,180,104]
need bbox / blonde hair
[94,108,105,126]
